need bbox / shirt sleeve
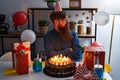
[70,31,83,61]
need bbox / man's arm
[44,35,72,59]
[70,31,83,61]
[44,31,82,61]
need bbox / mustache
[58,22,69,32]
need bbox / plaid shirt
[44,29,82,61]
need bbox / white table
[0,61,113,80]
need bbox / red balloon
[91,41,104,48]
[12,11,28,27]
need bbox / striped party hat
[54,0,62,11]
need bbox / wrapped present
[16,53,28,74]
[84,46,105,70]
[12,41,31,75]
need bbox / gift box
[84,46,105,70]
[16,53,28,74]
[12,41,31,74]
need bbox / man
[44,11,82,61]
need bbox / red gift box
[12,41,31,75]
[16,53,29,74]
[84,46,105,70]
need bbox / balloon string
[12,24,19,32]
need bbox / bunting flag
[54,0,62,11]
[73,62,99,80]
[74,63,88,79]
[2,68,17,76]
[91,71,99,80]
[104,64,112,72]
[81,62,88,75]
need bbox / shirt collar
[53,28,59,35]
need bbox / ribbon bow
[13,42,30,55]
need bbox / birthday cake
[43,55,76,77]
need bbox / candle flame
[49,54,71,65]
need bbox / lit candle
[56,61,58,65]
[49,55,72,65]
[39,58,41,62]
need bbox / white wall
[96,15,120,80]
[0,0,119,80]
[109,15,120,80]
[96,16,113,64]
[82,0,105,10]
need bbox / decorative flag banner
[67,62,99,80]
[104,64,112,72]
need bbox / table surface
[0,61,113,80]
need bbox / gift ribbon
[13,42,30,55]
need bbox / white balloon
[94,11,110,26]
[20,29,36,44]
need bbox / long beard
[58,22,73,41]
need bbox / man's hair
[50,11,66,23]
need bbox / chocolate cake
[43,55,76,77]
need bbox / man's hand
[70,48,73,52]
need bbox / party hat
[54,0,62,11]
